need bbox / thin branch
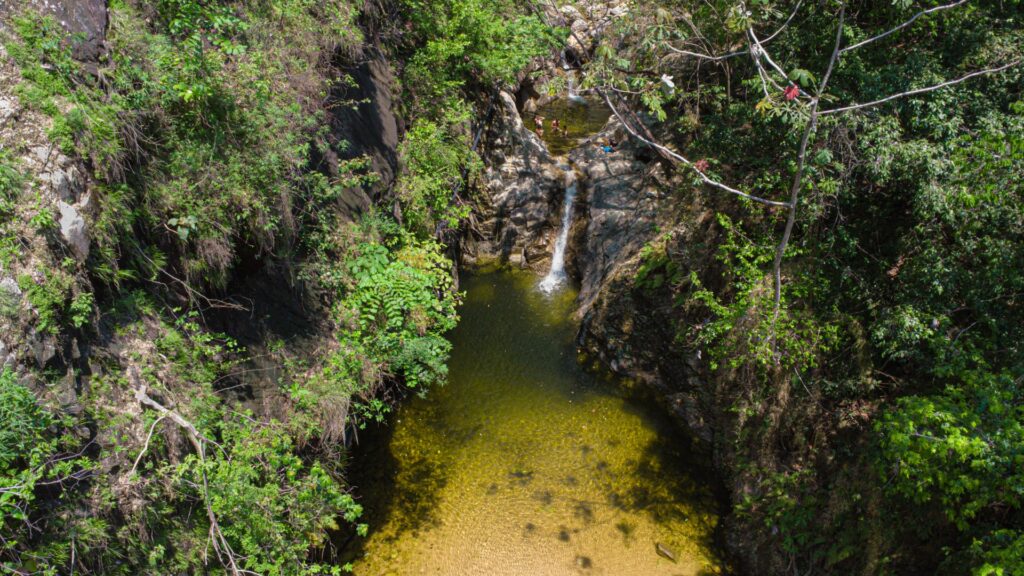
[130,414,168,475]
[760,0,804,44]
[130,367,249,576]
[600,90,791,208]
[748,28,791,85]
[819,60,1021,115]
[841,0,969,53]
[772,6,846,332]
[664,44,749,61]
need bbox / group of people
[533,115,568,137]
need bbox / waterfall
[539,168,577,293]
[566,72,586,104]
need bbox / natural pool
[522,97,613,156]
[343,270,724,575]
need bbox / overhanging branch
[600,90,791,208]
[819,60,1021,115]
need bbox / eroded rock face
[466,91,566,270]
[568,119,664,315]
[0,0,109,62]
[327,47,399,205]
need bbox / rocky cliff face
[0,0,404,430]
[464,91,567,271]
[327,46,401,202]
[0,41,94,380]
[468,78,713,442]
[567,120,664,313]
[0,0,107,61]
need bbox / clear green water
[523,97,612,157]
[344,270,723,575]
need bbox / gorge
[0,1,1021,575]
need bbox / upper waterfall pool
[342,270,725,575]
[523,96,612,156]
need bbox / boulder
[0,276,22,316]
[0,96,16,123]
[58,201,89,259]
[29,329,57,366]
[44,165,83,202]
[0,277,21,298]
[0,0,110,62]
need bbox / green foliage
[178,417,360,576]
[397,103,482,235]
[972,530,1024,576]
[156,0,248,104]
[878,370,1023,529]
[585,0,1023,572]
[0,0,482,573]
[17,270,81,334]
[737,468,821,554]
[634,231,684,291]
[0,151,23,269]
[5,1,369,289]
[0,369,51,473]
[343,237,458,388]
[687,214,835,372]
[401,0,560,110]
[312,229,460,428]
[1,368,92,571]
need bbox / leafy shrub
[397,103,481,235]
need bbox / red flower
[784,84,800,101]
[694,159,710,172]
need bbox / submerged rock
[655,542,677,563]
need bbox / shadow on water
[338,270,732,574]
[337,410,452,564]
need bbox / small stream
[343,271,725,575]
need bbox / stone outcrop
[0,40,93,379]
[568,119,664,315]
[464,91,567,270]
[327,47,400,202]
[58,200,89,259]
[0,0,108,62]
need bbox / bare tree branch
[664,44,748,61]
[130,414,168,475]
[600,90,791,208]
[130,367,251,576]
[748,25,798,95]
[667,0,802,60]
[772,6,846,335]
[819,60,1022,115]
[841,0,969,54]
[761,0,804,44]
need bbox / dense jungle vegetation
[0,0,555,573]
[0,0,1021,574]
[576,0,1022,574]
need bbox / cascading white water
[566,73,586,104]
[539,168,577,293]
